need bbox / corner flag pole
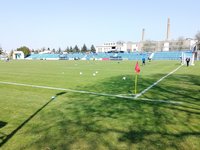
[134,61,140,94]
[135,74,138,94]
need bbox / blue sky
[0,0,200,51]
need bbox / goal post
[181,51,195,66]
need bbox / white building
[95,42,116,53]
[96,41,139,53]
[39,50,51,54]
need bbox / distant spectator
[186,57,190,67]
[142,57,146,66]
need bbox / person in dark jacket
[186,57,190,67]
[142,57,145,66]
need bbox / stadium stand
[152,51,182,60]
[26,54,60,60]
[26,51,191,61]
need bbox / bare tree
[9,50,13,59]
[195,31,200,41]
[0,46,3,55]
[142,40,156,52]
[195,31,200,50]
[177,36,185,50]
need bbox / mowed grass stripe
[1,60,199,150]
[0,60,180,93]
[135,64,183,98]
[0,81,183,104]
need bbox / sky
[0,0,200,51]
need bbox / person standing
[186,57,190,67]
[142,57,146,66]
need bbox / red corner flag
[135,61,140,73]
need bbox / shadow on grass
[0,121,7,142]
[119,130,200,143]
[19,73,200,149]
[0,92,67,148]
[22,94,200,149]
[77,73,200,103]
[77,73,161,94]
[0,121,7,129]
[142,74,200,106]
[1,71,199,149]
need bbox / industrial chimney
[142,28,145,41]
[166,18,170,41]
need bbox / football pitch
[0,60,200,150]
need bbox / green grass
[0,60,200,150]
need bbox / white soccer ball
[51,96,55,99]
[122,77,126,80]
[80,72,82,75]
[93,73,96,76]
[96,71,98,74]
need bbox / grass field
[0,60,200,150]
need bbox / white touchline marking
[134,65,183,99]
[137,98,182,104]
[0,81,182,104]
[116,94,137,96]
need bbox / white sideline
[0,81,182,104]
[134,65,183,99]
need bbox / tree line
[32,44,96,54]
[7,44,96,58]
[195,31,200,50]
